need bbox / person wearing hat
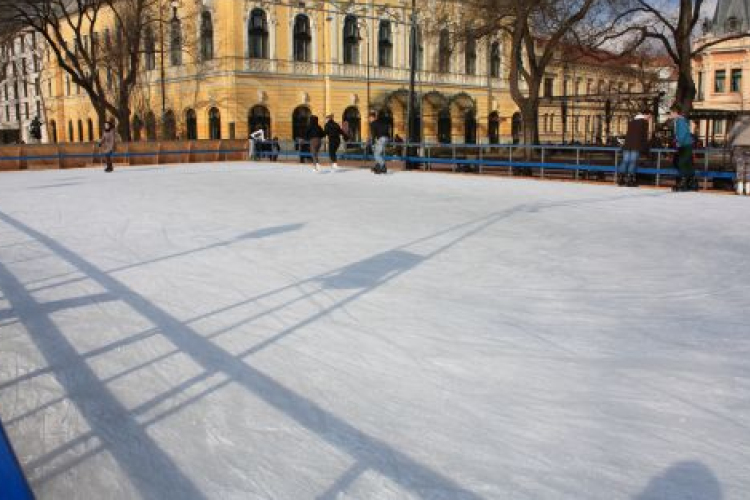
[324,113,347,169]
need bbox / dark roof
[709,0,750,35]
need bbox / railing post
[656,150,661,187]
[540,146,545,179]
[479,143,484,174]
[452,143,457,173]
[613,149,619,185]
[575,146,580,180]
[509,145,514,176]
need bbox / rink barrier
[0,140,738,190]
[0,420,35,500]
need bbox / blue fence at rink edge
[0,418,35,500]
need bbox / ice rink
[1,162,749,499]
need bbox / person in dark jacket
[619,111,651,187]
[369,111,390,174]
[324,114,346,169]
[98,121,117,172]
[670,103,697,191]
[305,115,325,171]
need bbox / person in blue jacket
[670,103,697,192]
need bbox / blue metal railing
[0,419,34,500]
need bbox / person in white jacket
[249,128,265,161]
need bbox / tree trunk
[521,102,540,146]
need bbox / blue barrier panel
[0,420,34,500]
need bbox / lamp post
[406,0,418,154]
[357,22,371,115]
[160,0,178,136]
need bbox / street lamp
[357,22,371,115]
[160,0,179,136]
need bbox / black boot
[627,174,638,187]
[617,173,626,186]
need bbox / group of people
[618,103,698,192]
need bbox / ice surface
[0,162,749,499]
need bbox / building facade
[41,0,650,145]
[0,31,48,144]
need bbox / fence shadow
[634,461,722,500]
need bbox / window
[293,15,311,62]
[715,69,726,93]
[465,32,476,75]
[5,106,9,122]
[209,107,221,139]
[490,42,500,78]
[185,109,197,139]
[697,72,704,99]
[726,16,740,32]
[87,119,94,141]
[414,27,424,71]
[77,119,83,142]
[248,9,269,59]
[201,12,214,61]
[51,120,57,143]
[378,21,393,68]
[343,15,359,65]
[144,27,156,70]
[68,121,73,142]
[342,106,361,142]
[438,29,450,73]
[34,78,40,96]
[23,80,28,98]
[731,69,742,92]
[713,120,724,134]
[488,112,500,144]
[248,105,271,138]
[24,102,29,120]
[544,77,554,97]
[170,17,182,66]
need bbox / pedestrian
[619,111,651,187]
[324,114,347,169]
[249,127,265,161]
[670,103,697,191]
[98,121,116,172]
[270,137,280,162]
[369,111,390,174]
[305,115,326,171]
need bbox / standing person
[98,121,116,172]
[270,137,280,162]
[324,114,346,169]
[619,111,651,187]
[305,115,326,171]
[369,111,390,174]
[670,103,697,191]
[249,127,265,161]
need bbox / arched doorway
[77,119,84,142]
[209,108,221,139]
[87,119,94,142]
[248,105,271,138]
[68,121,73,142]
[464,110,477,144]
[50,120,58,143]
[342,106,361,142]
[511,112,522,144]
[292,106,311,140]
[145,112,157,141]
[488,111,500,144]
[163,110,177,140]
[438,109,451,144]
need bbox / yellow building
[42,0,648,145]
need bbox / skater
[369,111,390,174]
[619,111,650,187]
[324,114,347,169]
[670,104,697,191]
[249,127,265,161]
[305,115,326,171]
[98,121,116,172]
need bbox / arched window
[77,119,84,142]
[185,109,197,140]
[293,15,311,62]
[170,16,182,66]
[249,9,269,59]
[68,121,73,142]
[163,110,177,140]
[50,120,58,143]
[465,32,476,75]
[464,110,477,144]
[87,118,94,141]
[209,107,221,139]
[437,108,451,143]
[414,27,424,72]
[144,27,156,70]
[249,105,271,137]
[132,115,143,141]
[145,111,157,141]
[201,11,214,61]
[378,20,392,68]
[343,15,360,65]
[342,106,361,142]
[490,42,500,78]
[488,111,500,144]
[438,29,451,73]
[292,106,311,140]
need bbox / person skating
[324,114,347,169]
[305,115,326,171]
[670,104,697,192]
[98,121,116,172]
[369,111,390,174]
[249,127,265,161]
[619,111,650,187]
